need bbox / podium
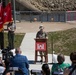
[34,38,48,63]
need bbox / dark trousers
[8,31,14,49]
[0,31,4,50]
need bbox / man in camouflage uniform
[7,22,15,49]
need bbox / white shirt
[0,66,5,73]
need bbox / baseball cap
[39,25,44,29]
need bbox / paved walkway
[20,33,36,61]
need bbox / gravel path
[15,22,76,33]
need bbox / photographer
[2,48,14,75]
[64,52,76,75]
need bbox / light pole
[12,0,16,28]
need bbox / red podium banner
[35,42,46,51]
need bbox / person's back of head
[70,52,76,64]
[57,53,65,64]
[15,48,22,54]
[42,64,50,75]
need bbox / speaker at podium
[34,38,48,63]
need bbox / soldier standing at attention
[7,21,16,49]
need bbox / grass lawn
[4,28,76,56]
[4,33,25,48]
[47,28,76,56]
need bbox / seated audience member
[51,53,70,75]
[42,64,50,75]
[10,48,29,75]
[64,52,76,75]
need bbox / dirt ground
[6,21,76,33]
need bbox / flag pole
[1,0,6,50]
[13,0,16,28]
[2,0,6,8]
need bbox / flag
[3,2,12,24]
[0,3,3,32]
